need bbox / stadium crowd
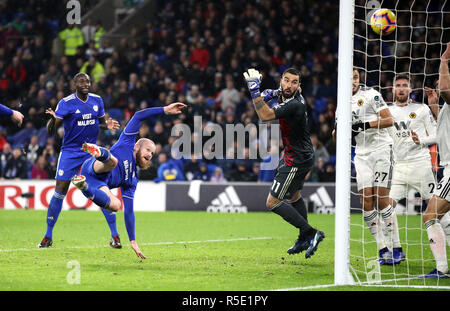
[0,0,338,183]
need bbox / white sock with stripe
[364,209,386,250]
[439,212,450,247]
[380,205,401,249]
[425,219,449,273]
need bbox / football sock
[425,219,449,273]
[364,209,386,250]
[97,147,111,162]
[391,210,402,249]
[290,196,308,221]
[380,205,400,248]
[45,190,66,238]
[102,209,119,237]
[81,184,111,209]
[439,212,450,247]
[271,201,314,238]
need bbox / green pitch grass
[0,210,448,291]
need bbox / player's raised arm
[243,68,276,122]
[124,103,186,135]
[425,86,439,120]
[439,42,450,104]
[0,103,24,126]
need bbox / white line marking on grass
[0,237,273,252]
[269,284,338,291]
[269,277,450,291]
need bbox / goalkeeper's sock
[271,201,314,237]
[45,190,66,238]
[81,184,111,209]
[425,219,449,273]
[101,208,119,237]
[439,212,450,247]
[364,209,386,250]
[290,196,308,222]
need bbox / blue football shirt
[54,92,105,152]
[102,107,164,198]
[108,131,138,198]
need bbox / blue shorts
[56,151,92,181]
[80,157,110,190]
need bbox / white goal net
[347,0,450,288]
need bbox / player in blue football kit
[38,73,121,248]
[71,102,186,258]
[0,102,24,126]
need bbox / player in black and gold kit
[243,67,325,258]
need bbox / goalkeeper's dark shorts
[270,158,314,200]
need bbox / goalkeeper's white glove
[243,68,262,99]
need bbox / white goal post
[334,0,355,286]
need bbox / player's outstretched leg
[71,175,117,212]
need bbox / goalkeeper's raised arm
[243,68,302,122]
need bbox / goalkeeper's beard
[281,87,296,99]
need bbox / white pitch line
[0,237,273,253]
[269,284,338,291]
[269,277,450,291]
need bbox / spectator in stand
[3,146,28,179]
[80,56,105,83]
[0,142,12,178]
[7,56,27,89]
[59,23,84,65]
[216,79,240,113]
[81,18,96,45]
[193,162,210,181]
[31,155,48,179]
[250,162,260,182]
[94,20,106,50]
[25,134,42,164]
[230,160,253,182]
[149,121,169,146]
[189,41,210,69]
[310,133,330,164]
[183,155,202,181]
[154,152,185,182]
[210,166,227,183]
